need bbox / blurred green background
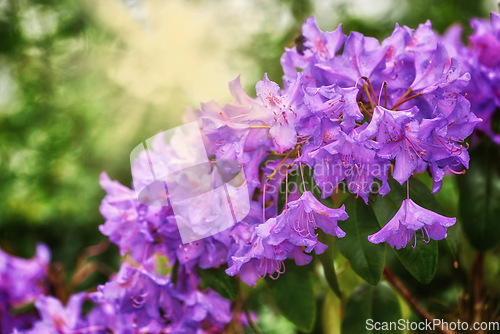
[0,0,498,331]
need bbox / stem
[262,183,266,223]
[284,169,289,210]
[471,253,485,334]
[299,162,307,193]
[244,305,262,334]
[297,149,307,193]
[407,178,410,200]
[229,282,245,334]
[265,149,296,183]
[383,267,457,334]
[330,188,350,209]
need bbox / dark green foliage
[337,196,386,285]
[458,139,500,251]
[342,283,402,334]
[197,267,238,301]
[371,178,441,283]
[266,262,316,332]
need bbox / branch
[383,266,456,334]
[471,253,485,334]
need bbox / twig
[471,253,485,334]
[383,266,457,334]
[244,304,262,334]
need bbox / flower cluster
[7,15,486,333]
[443,12,500,144]
[282,17,480,198]
[0,245,50,333]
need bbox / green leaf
[342,282,402,334]
[457,139,500,251]
[197,267,238,301]
[337,196,386,285]
[317,232,342,298]
[391,239,438,284]
[266,262,316,332]
[171,260,179,286]
[154,253,171,277]
[371,178,438,284]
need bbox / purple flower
[226,233,309,287]
[304,84,362,131]
[28,293,87,333]
[87,262,233,333]
[442,13,500,144]
[281,17,345,85]
[99,172,234,273]
[256,73,306,154]
[257,191,348,249]
[226,192,348,287]
[470,13,500,68]
[90,263,162,329]
[316,31,388,87]
[0,244,50,307]
[174,289,231,332]
[0,245,50,333]
[368,199,456,249]
[283,16,479,198]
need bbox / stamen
[358,101,372,119]
[278,260,286,274]
[298,151,307,193]
[383,81,388,108]
[262,183,266,223]
[446,165,466,175]
[249,125,271,129]
[390,87,412,110]
[362,76,379,105]
[258,258,268,279]
[67,326,111,334]
[363,84,375,110]
[354,76,363,89]
[421,227,431,243]
[434,135,463,154]
[234,178,248,190]
[284,169,289,211]
[307,212,318,237]
[405,136,426,160]
[391,92,422,110]
[269,271,280,280]
[132,291,148,308]
[269,261,283,280]
[294,218,311,237]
